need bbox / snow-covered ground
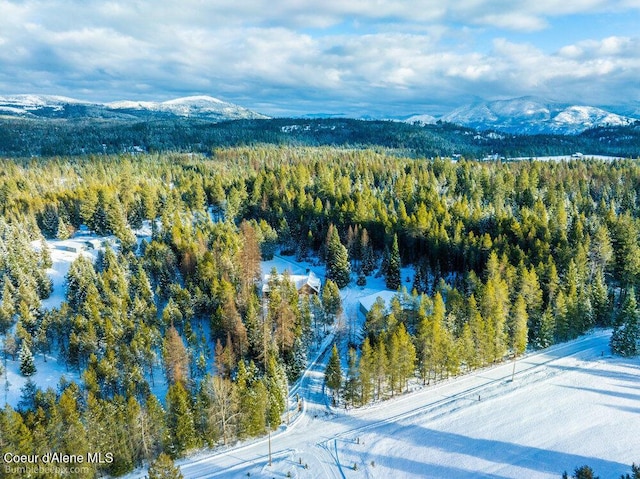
[16,224,177,407]
[2,353,79,408]
[166,330,639,479]
[132,255,639,479]
[3,233,116,407]
[11,246,639,478]
[506,154,626,162]
[39,235,114,309]
[339,333,639,478]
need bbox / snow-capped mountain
[438,97,637,134]
[403,114,437,125]
[0,94,105,118]
[106,95,269,120]
[0,94,268,121]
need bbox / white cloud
[0,0,639,115]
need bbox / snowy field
[338,333,640,478]
[170,330,639,479]
[506,154,628,162]
[3,235,105,406]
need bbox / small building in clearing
[262,270,322,296]
[358,290,400,317]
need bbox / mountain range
[0,94,269,121]
[405,97,638,134]
[0,94,638,135]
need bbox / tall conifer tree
[326,226,351,288]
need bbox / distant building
[262,270,321,296]
[571,152,584,158]
[358,290,399,317]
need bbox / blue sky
[1,1,639,117]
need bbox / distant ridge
[1,93,638,135]
[0,94,269,121]
[435,97,637,134]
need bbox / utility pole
[286,381,290,425]
[268,427,272,466]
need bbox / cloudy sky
[1,0,639,117]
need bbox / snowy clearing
[146,330,640,479]
[3,234,115,407]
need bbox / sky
[1,1,639,117]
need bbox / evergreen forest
[1,116,640,159]
[0,146,639,477]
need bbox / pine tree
[343,348,360,407]
[613,214,640,290]
[55,386,90,469]
[322,279,343,324]
[610,289,639,357]
[163,326,189,385]
[17,378,38,411]
[57,216,72,239]
[412,265,424,294]
[394,323,416,393]
[358,337,374,405]
[417,292,449,384]
[591,268,610,326]
[1,405,33,458]
[325,344,342,401]
[533,307,555,349]
[518,264,543,329]
[165,382,197,457]
[509,295,528,356]
[554,290,570,342]
[458,322,477,371]
[569,465,599,479]
[39,204,60,238]
[148,453,184,479]
[385,234,401,290]
[265,354,287,429]
[373,340,388,399]
[238,220,262,305]
[266,272,298,356]
[363,297,387,341]
[19,343,36,376]
[360,228,376,276]
[480,253,509,362]
[0,279,15,334]
[236,361,267,438]
[589,224,614,275]
[387,328,400,395]
[326,226,351,288]
[91,190,110,236]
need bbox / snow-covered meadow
[3,234,107,407]
[173,330,639,479]
[337,333,640,478]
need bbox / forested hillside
[0,116,639,158]
[0,148,639,477]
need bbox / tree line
[1,116,639,158]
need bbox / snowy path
[164,329,639,479]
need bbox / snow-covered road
[163,329,639,479]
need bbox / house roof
[358,290,399,314]
[262,270,321,294]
